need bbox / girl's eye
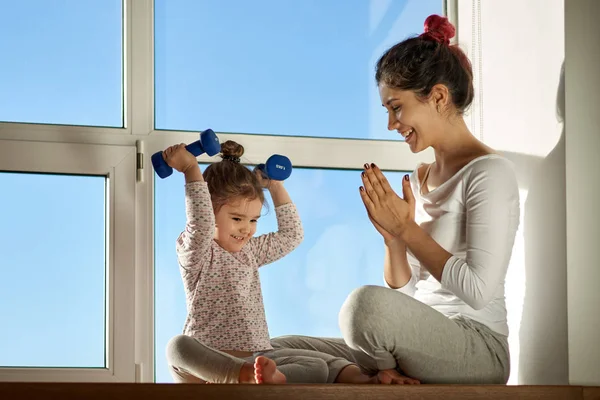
[233,218,241,221]
[392,106,401,113]
[250,220,257,223]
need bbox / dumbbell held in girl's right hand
[255,154,293,181]
[152,129,220,178]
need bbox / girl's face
[213,196,263,252]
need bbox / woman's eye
[233,218,241,221]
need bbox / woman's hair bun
[420,14,456,45]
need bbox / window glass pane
[0,172,106,368]
[0,0,123,127]
[154,166,407,382]
[154,0,442,139]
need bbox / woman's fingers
[359,185,375,213]
[363,163,387,198]
[370,163,393,194]
[361,169,379,203]
[401,174,415,206]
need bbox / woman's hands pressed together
[359,163,415,241]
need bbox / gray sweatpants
[165,334,354,384]
[271,285,511,384]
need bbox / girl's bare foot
[254,356,287,384]
[238,362,258,383]
[377,369,420,384]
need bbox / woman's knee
[339,285,387,322]
[338,285,400,346]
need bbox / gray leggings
[165,334,354,384]
[272,285,511,384]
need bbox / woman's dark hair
[202,140,265,212]
[375,14,474,114]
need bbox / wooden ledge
[0,382,599,400]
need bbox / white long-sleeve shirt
[391,155,520,336]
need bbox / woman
[271,14,520,384]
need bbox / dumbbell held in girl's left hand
[152,129,220,178]
[255,154,292,181]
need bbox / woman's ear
[429,84,450,113]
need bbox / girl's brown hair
[202,140,265,212]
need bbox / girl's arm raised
[175,176,215,271]
[268,180,292,207]
[163,144,215,271]
[248,181,303,267]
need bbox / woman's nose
[388,113,400,131]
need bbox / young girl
[164,140,377,384]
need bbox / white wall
[458,0,567,385]
[565,0,600,386]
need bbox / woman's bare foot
[377,369,420,384]
[335,364,380,384]
[254,356,287,384]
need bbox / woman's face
[378,83,440,153]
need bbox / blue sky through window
[0,0,122,127]
[0,172,106,367]
[154,0,441,140]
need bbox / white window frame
[0,140,136,382]
[0,0,450,382]
[447,0,483,139]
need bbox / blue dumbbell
[255,154,293,181]
[152,129,221,179]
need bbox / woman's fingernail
[404,174,409,181]
[371,163,376,168]
[364,163,370,169]
[361,171,365,177]
[359,186,365,192]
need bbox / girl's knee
[166,334,197,363]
